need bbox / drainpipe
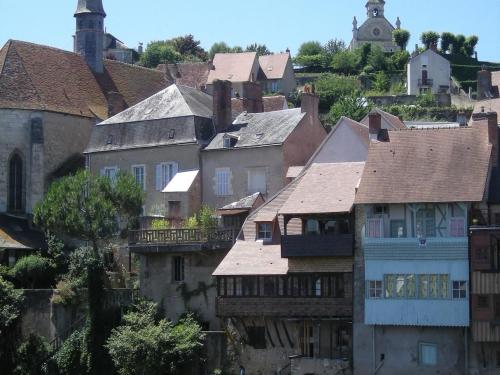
[465,327,469,374]
[373,325,376,374]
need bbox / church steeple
[366,0,385,18]
[74,0,106,73]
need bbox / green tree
[209,42,232,59]
[330,50,359,75]
[420,31,440,49]
[314,74,360,110]
[245,43,271,56]
[463,35,479,57]
[297,41,323,56]
[389,50,410,71]
[14,334,51,375]
[440,32,455,53]
[323,38,346,66]
[453,34,466,55]
[9,254,56,289]
[34,170,143,374]
[357,43,372,68]
[167,34,208,61]
[139,41,181,68]
[368,46,387,71]
[294,41,325,71]
[372,71,391,93]
[392,29,411,50]
[106,300,205,375]
[326,94,371,128]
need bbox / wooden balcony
[128,227,236,253]
[216,297,352,318]
[281,234,354,258]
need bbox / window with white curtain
[247,167,267,194]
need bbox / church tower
[366,0,385,18]
[74,0,106,73]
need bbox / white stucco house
[407,48,451,95]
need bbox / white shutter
[156,164,162,191]
[172,162,178,178]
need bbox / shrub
[151,218,169,230]
[9,255,56,289]
[14,334,51,375]
[0,276,24,330]
[314,74,360,110]
[326,95,371,129]
[52,328,89,375]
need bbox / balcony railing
[128,227,236,252]
[281,234,354,258]
[418,78,434,87]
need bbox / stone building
[407,47,451,95]
[257,52,297,96]
[350,0,401,52]
[0,0,166,254]
[353,113,494,374]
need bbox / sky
[1,0,499,62]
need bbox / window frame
[159,162,178,190]
[172,256,185,283]
[367,280,383,299]
[215,168,231,197]
[131,164,146,190]
[452,280,467,299]
[257,222,272,241]
[419,342,438,367]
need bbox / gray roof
[75,0,106,16]
[100,84,213,125]
[220,193,262,211]
[205,108,305,150]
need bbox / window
[306,219,320,235]
[366,218,383,238]
[235,277,243,296]
[367,281,382,298]
[223,137,232,148]
[449,217,465,237]
[247,168,267,194]
[406,275,416,298]
[103,167,118,183]
[416,207,436,237]
[156,162,178,191]
[247,327,266,349]
[223,135,237,148]
[172,256,184,282]
[215,168,231,196]
[314,278,322,297]
[452,281,467,299]
[477,295,490,309]
[8,153,24,212]
[271,81,279,92]
[419,343,437,366]
[257,223,272,240]
[373,205,389,215]
[496,351,500,367]
[132,165,145,190]
[382,274,449,299]
[385,275,396,298]
[390,220,406,238]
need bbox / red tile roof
[207,52,257,84]
[159,62,211,90]
[0,40,167,119]
[258,53,290,80]
[360,108,406,130]
[355,126,492,204]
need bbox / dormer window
[106,135,113,145]
[169,129,176,139]
[223,134,238,148]
[257,222,272,241]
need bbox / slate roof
[0,40,167,120]
[231,95,288,117]
[160,62,211,90]
[205,108,305,150]
[258,53,290,80]
[220,193,262,211]
[75,0,106,16]
[355,126,492,204]
[207,52,257,84]
[360,108,406,130]
[280,163,365,215]
[100,84,213,125]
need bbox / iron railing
[128,227,236,245]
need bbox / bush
[52,328,89,375]
[151,218,170,230]
[9,255,56,289]
[14,334,51,375]
[326,95,372,129]
[0,276,24,330]
[314,74,360,110]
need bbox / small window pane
[452,281,467,299]
[420,343,437,366]
[385,275,395,298]
[396,275,405,298]
[257,223,272,240]
[439,275,449,298]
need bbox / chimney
[107,91,126,117]
[368,110,382,141]
[477,67,493,100]
[457,111,467,127]
[138,42,143,54]
[300,92,319,126]
[472,111,499,167]
[242,82,263,113]
[212,80,232,133]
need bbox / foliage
[314,73,360,110]
[326,94,371,128]
[106,300,205,375]
[330,50,358,75]
[294,41,325,71]
[166,34,208,62]
[46,233,67,275]
[52,328,89,375]
[440,32,455,53]
[420,31,440,49]
[245,43,271,56]
[416,92,437,107]
[372,71,390,93]
[9,254,56,289]
[453,34,466,55]
[322,38,347,66]
[297,41,323,57]
[185,215,199,230]
[463,35,479,57]
[368,46,387,71]
[139,41,182,68]
[0,276,24,331]
[14,334,51,375]
[198,206,218,229]
[392,29,411,50]
[177,281,215,306]
[151,218,170,230]
[209,42,242,59]
[389,50,410,71]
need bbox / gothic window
[8,152,24,212]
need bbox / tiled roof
[161,62,211,90]
[280,163,365,215]
[258,53,290,80]
[220,192,262,211]
[207,52,257,83]
[231,95,288,117]
[360,108,406,130]
[474,99,500,124]
[492,71,500,91]
[100,84,212,125]
[0,214,46,250]
[205,108,305,150]
[355,126,492,204]
[0,40,167,119]
[286,166,304,179]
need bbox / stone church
[350,0,401,52]
[0,0,167,256]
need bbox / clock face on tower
[373,8,379,17]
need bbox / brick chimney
[301,92,319,125]
[477,67,493,100]
[368,110,382,141]
[242,82,264,113]
[472,111,499,167]
[212,80,232,133]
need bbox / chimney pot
[242,82,263,113]
[368,110,382,141]
[300,92,319,126]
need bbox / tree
[139,41,181,68]
[326,94,371,128]
[34,170,143,374]
[9,254,56,289]
[167,34,208,62]
[372,71,391,93]
[392,29,411,50]
[106,300,205,375]
[330,50,359,75]
[245,43,271,56]
[323,39,346,66]
[440,32,455,53]
[14,334,51,375]
[314,74,360,110]
[297,41,323,57]
[420,31,440,49]
[209,42,232,59]
[295,41,325,71]
[368,46,387,71]
[463,35,479,57]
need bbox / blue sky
[1,0,499,62]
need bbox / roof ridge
[104,58,164,73]
[0,40,12,77]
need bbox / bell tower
[74,0,106,73]
[366,0,385,18]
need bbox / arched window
[8,153,24,212]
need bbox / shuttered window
[247,168,267,194]
[156,162,178,191]
[216,168,231,196]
